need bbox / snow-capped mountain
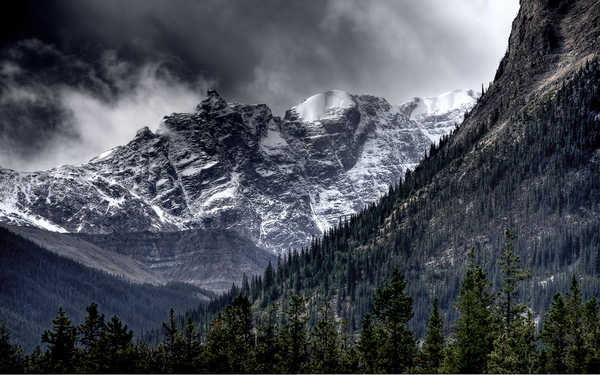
[0,89,476,254]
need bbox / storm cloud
[0,0,519,171]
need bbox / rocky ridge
[0,89,476,254]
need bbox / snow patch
[180,160,219,177]
[292,90,354,122]
[406,89,476,120]
[90,148,117,162]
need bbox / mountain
[4,225,274,293]
[0,89,475,256]
[193,0,600,337]
[0,226,209,351]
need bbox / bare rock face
[0,89,476,254]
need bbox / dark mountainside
[74,229,275,293]
[186,0,600,337]
[0,227,210,351]
[4,225,274,293]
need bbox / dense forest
[2,230,600,374]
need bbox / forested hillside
[0,227,208,351]
[184,0,600,338]
[3,239,600,373]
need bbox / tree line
[2,229,600,373]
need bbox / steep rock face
[0,89,476,254]
[74,229,275,293]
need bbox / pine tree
[204,295,254,372]
[179,317,200,372]
[279,293,309,373]
[103,315,135,373]
[444,254,495,373]
[255,303,280,373]
[565,275,586,373]
[357,313,379,373]
[372,267,417,373]
[310,300,340,373]
[498,228,529,327]
[0,323,23,373]
[161,308,179,372]
[487,230,536,373]
[224,295,254,372]
[582,298,600,372]
[420,297,444,373]
[338,319,359,373]
[487,311,536,373]
[539,292,569,373]
[41,307,78,373]
[78,302,105,372]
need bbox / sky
[0,0,519,171]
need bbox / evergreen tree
[372,267,417,373]
[487,230,536,373]
[255,303,280,373]
[420,297,444,373]
[279,293,309,373]
[487,311,536,373]
[224,295,254,372]
[78,302,105,372]
[0,323,23,373]
[204,295,254,373]
[24,346,44,374]
[357,313,378,373]
[582,298,600,372]
[203,313,231,373]
[443,255,495,373]
[498,228,529,327]
[41,307,78,373]
[338,319,359,373]
[309,300,340,373]
[539,292,569,373]
[177,317,200,373]
[161,308,180,372]
[565,275,586,373]
[103,315,136,373]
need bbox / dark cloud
[0,0,519,170]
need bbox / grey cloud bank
[0,0,519,170]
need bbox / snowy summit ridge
[0,89,476,254]
[291,90,354,122]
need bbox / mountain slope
[4,225,274,293]
[200,0,600,336]
[0,226,208,351]
[0,90,475,254]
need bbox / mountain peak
[196,89,228,113]
[135,126,154,139]
[290,90,355,122]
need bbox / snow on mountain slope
[400,89,478,144]
[0,89,476,254]
[291,90,354,122]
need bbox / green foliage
[7,266,600,373]
[357,313,378,373]
[498,228,530,327]
[372,267,417,373]
[487,312,536,373]
[309,300,340,373]
[443,256,495,373]
[419,297,444,373]
[539,292,569,373]
[41,307,77,373]
[278,293,309,373]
